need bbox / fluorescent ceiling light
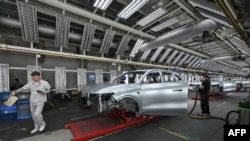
[17,1,39,42]
[141,49,151,60]
[159,48,172,63]
[99,29,116,54]
[55,13,71,47]
[166,50,178,64]
[118,0,149,20]
[188,0,225,16]
[130,39,144,58]
[150,46,164,61]
[200,12,231,27]
[80,23,96,51]
[151,17,180,32]
[116,35,131,55]
[136,7,167,27]
[93,0,113,10]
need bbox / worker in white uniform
[11,71,51,134]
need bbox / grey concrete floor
[0,91,248,141]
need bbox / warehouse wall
[0,50,134,90]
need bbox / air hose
[188,91,226,122]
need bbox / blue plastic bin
[17,103,30,110]
[0,104,17,114]
[0,92,11,101]
[0,113,17,121]
[17,99,30,104]
[17,109,31,120]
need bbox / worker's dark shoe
[30,128,38,134]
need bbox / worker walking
[199,73,211,117]
[11,71,51,134]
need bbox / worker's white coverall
[16,80,51,129]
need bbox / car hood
[82,83,140,94]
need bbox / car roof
[126,69,176,74]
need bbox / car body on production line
[81,69,189,118]
[189,74,237,94]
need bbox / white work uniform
[16,79,51,129]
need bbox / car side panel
[140,81,188,116]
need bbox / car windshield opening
[112,71,146,84]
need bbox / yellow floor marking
[159,127,190,140]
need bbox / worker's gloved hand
[10,91,15,96]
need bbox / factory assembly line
[0,0,250,141]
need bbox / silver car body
[189,74,237,93]
[82,69,188,117]
[209,75,236,92]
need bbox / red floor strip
[65,110,159,141]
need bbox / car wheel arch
[117,95,142,116]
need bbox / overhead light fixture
[93,0,113,11]
[130,39,144,58]
[116,35,131,55]
[188,0,225,16]
[136,7,167,27]
[151,17,180,32]
[178,54,190,66]
[117,0,149,20]
[166,50,178,64]
[150,46,164,62]
[17,1,39,42]
[191,58,201,68]
[159,48,172,63]
[99,29,116,54]
[140,49,151,60]
[172,52,184,65]
[55,13,71,47]
[80,23,96,51]
[187,57,199,68]
[200,12,231,27]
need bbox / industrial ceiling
[0,0,250,76]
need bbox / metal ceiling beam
[214,0,250,49]
[169,44,208,58]
[38,0,156,39]
[173,0,201,20]
[0,43,205,72]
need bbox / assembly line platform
[65,109,159,141]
